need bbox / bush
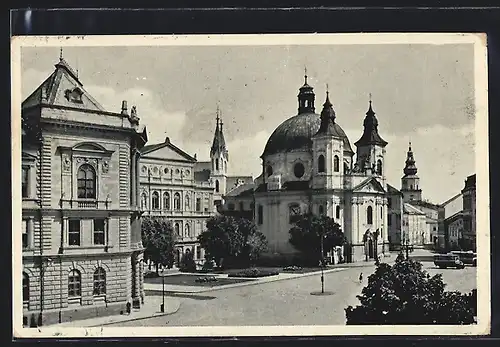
[195,276,218,283]
[179,251,197,273]
[228,267,279,278]
[283,265,303,272]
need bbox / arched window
[318,155,325,173]
[215,180,220,193]
[216,159,219,171]
[151,191,159,210]
[141,192,148,210]
[376,159,383,175]
[336,205,340,219]
[367,206,373,225]
[68,269,82,298]
[93,267,106,296]
[185,194,190,210]
[344,162,349,175]
[163,192,170,210]
[333,155,340,172]
[174,192,181,210]
[185,224,190,238]
[174,223,180,237]
[77,164,96,199]
[22,272,29,303]
[410,185,413,190]
[266,165,273,177]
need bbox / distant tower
[354,96,388,181]
[401,141,422,202]
[210,105,229,204]
[297,67,315,114]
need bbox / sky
[20,42,476,204]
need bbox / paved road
[109,263,477,327]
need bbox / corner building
[21,56,147,325]
[253,75,390,262]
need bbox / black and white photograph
[11,33,490,337]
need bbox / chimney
[194,153,197,160]
[121,100,128,115]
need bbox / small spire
[59,47,63,61]
[216,103,220,125]
[304,66,308,84]
[409,140,412,151]
[326,83,329,96]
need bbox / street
[108,262,477,327]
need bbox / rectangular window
[93,219,105,245]
[68,220,81,246]
[387,197,392,209]
[196,198,201,212]
[196,246,201,260]
[22,166,29,198]
[258,205,263,225]
[22,219,29,249]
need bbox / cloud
[84,84,188,145]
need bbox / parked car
[433,253,465,269]
[451,250,477,267]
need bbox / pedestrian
[359,272,363,283]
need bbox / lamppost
[160,267,165,313]
[38,257,54,326]
[320,232,325,294]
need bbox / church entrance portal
[368,239,374,259]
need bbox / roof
[254,180,311,193]
[22,57,106,112]
[261,112,354,157]
[194,161,212,172]
[404,203,426,215]
[386,183,403,195]
[411,200,440,210]
[140,137,196,162]
[440,193,463,207]
[225,182,255,198]
[194,169,211,182]
[354,101,388,147]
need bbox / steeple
[297,67,315,114]
[315,86,338,136]
[210,105,228,159]
[55,47,79,81]
[354,97,388,148]
[403,141,418,176]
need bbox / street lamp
[160,266,165,313]
[320,232,325,294]
[38,256,54,326]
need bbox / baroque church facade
[21,54,147,326]
[249,75,391,262]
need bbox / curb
[145,267,354,294]
[88,300,182,327]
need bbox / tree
[141,216,176,273]
[179,249,197,272]
[289,213,346,264]
[345,256,476,325]
[198,215,268,268]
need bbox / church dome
[261,112,354,157]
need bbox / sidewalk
[48,296,180,328]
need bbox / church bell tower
[401,142,422,202]
[210,105,228,205]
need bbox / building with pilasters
[21,53,147,326]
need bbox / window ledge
[68,297,82,305]
[65,245,113,250]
